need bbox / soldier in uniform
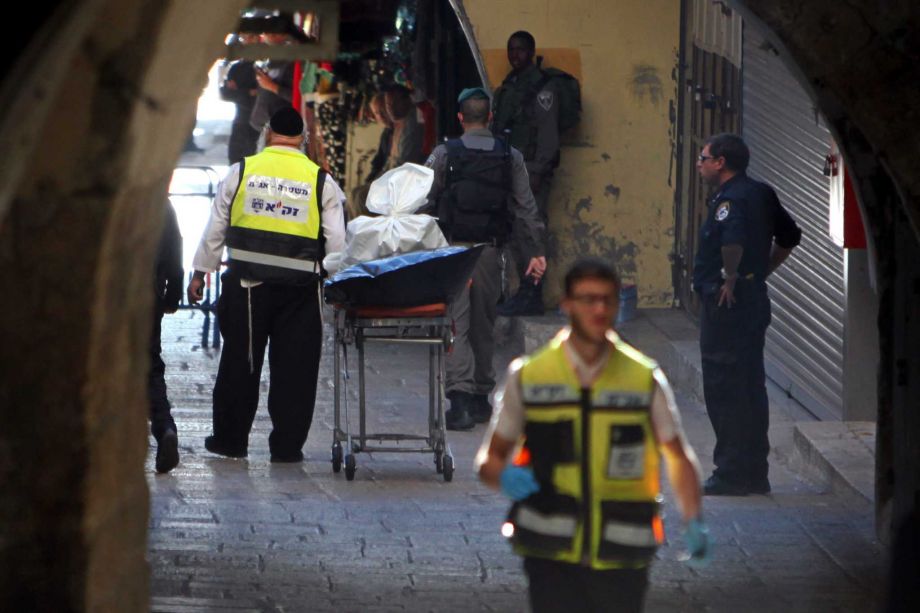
[492,31,561,316]
[425,87,546,430]
[692,133,802,496]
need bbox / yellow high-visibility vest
[227,146,323,282]
[507,329,663,569]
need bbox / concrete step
[792,421,876,502]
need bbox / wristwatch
[720,268,738,281]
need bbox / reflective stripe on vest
[515,506,577,538]
[521,383,581,405]
[509,328,662,570]
[227,147,322,279]
[603,521,657,548]
[226,248,319,273]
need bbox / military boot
[445,391,475,431]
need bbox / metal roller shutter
[742,27,845,420]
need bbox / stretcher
[325,245,485,482]
[331,302,455,482]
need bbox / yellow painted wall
[460,0,680,307]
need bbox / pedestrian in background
[150,200,183,473]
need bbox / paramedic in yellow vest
[476,258,710,612]
[187,107,346,463]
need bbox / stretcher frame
[331,304,455,482]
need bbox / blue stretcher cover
[324,245,485,308]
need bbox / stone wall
[0,1,246,609]
[457,0,682,308]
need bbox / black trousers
[212,274,322,457]
[524,557,649,613]
[227,120,259,165]
[149,307,177,442]
[699,283,772,485]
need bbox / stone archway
[732,0,920,540]
[0,1,245,609]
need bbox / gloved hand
[500,465,540,501]
[683,517,712,568]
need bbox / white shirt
[483,328,684,447]
[192,146,347,275]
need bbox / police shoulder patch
[537,90,554,111]
[715,200,732,221]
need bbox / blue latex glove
[500,466,540,501]
[683,517,712,568]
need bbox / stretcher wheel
[442,455,454,482]
[435,451,444,474]
[345,455,356,481]
[331,443,343,473]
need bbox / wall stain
[574,197,593,217]
[601,153,611,161]
[604,184,621,201]
[628,64,663,107]
[560,193,639,276]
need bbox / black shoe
[703,474,749,496]
[270,450,304,463]
[155,428,180,474]
[446,407,475,430]
[497,283,543,316]
[204,435,247,458]
[748,477,772,495]
[497,289,525,316]
[445,392,475,431]
[470,394,492,424]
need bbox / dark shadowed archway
[732,0,920,540]
[0,1,246,608]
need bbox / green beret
[457,87,490,103]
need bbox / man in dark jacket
[220,34,261,164]
[493,31,562,316]
[150,201,183,473]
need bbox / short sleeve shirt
[479,328,685,453]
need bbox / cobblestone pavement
[148,310,884,612]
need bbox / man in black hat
[424,87,546,430]
[188,107,346,462]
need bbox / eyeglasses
[569,294,618,307]
[698,154,716,163]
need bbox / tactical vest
[507,330,664,570]
[437,138,512,244]
[492,65,546,162]
[227,146,325,284]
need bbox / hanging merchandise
[379,1,420,92]
[317,96,347,187]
